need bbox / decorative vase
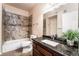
[67,39,74,46]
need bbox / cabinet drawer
[37,45,52,56]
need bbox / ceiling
[6,3,40,11]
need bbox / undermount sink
[41,39,59,47]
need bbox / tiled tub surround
[2,10,32,55]
[3,11,31,42]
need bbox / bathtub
[2,38,32,53]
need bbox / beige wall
[45,3,78,37]
[32,4,46,37]
[3,4,30,17]
[0,3,2,54]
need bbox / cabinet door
[33,41,43,56]
[33,49,43,56]
[37,45,52,56]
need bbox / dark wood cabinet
[33,40,63,56]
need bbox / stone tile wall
[3,11,30,41]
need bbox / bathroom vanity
[32,37,78,56]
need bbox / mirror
[43,15,57,36]
[43,3,78,38]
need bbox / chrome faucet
[51,34,58,40]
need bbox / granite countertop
[32,37,79,56]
